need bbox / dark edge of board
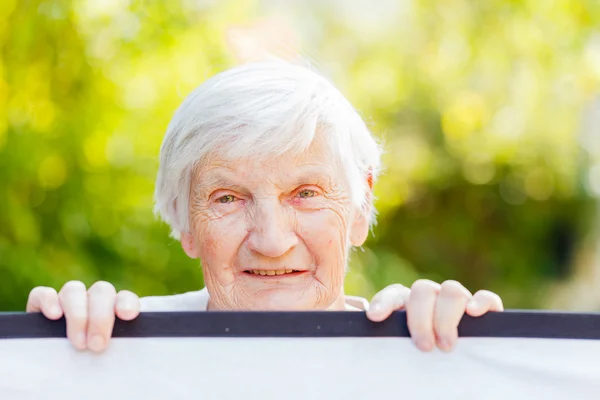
[1,310,600,340]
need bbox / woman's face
[180,136,370,310]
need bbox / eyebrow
[288,169,334,188]
[193,176,247,197]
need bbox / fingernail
[438,338,452,352]
[88,335,105,352]
[415,338,433,352]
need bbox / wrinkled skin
[26,136,503,353]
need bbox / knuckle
[474,289,493,297]
[88,281,117,296]
[440,280,462,290]
[117,290,140,304]
[440,280,470,299]
[386,283,409,291]
[60,281,87,296]
[116,291,140,311]
[42,289,59,307]
[27,286,42,299]
[385,284,411,298]
[475,289,503,304]
[27,287,55,312]
[28,286,53,301]
[411,279,440,295]
[373,284,405,302]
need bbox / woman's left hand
[366,280,503,352]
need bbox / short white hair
[154,61,382,240]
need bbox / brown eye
[298,189,316,198]
[219,195,236,203]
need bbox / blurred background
[2,0,600,311]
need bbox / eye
[298,189,317,198]
[218,194,236,203]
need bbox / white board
[0,311,599,399]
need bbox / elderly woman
[26,62,503,354]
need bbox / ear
[350,210,370,247]
[180,232,200,259]
[350,171,374,247]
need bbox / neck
[327,290,349,311]
[207,292,349,311]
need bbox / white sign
[0,312,599,399]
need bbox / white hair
[154,61,382,240]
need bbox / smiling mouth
[244,269,304,276]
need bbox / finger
[26,287,63,320]
[433,280,472,352]
[406,279,441,352]
[115,290,141,321]
[466,290,504,317]
[86,281,117,353]
[366,284,411,322]
[58,281,88,350]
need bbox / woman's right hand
[26,281,140,353]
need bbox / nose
[247,199,298,258]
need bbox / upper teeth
[249,269,294,276]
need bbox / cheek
[297,209,349,271]
[298,203,349,243]
[195,214,247,279]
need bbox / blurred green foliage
[1,0,600,311]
